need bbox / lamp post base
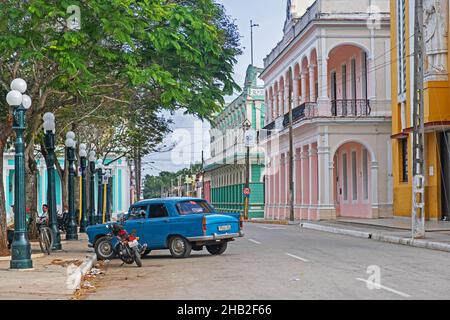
[65,232,78,241]
[10,232,33,270]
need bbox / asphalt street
[85,223,450,300]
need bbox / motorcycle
[99,223,147,267]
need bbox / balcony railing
[331,99,371,117]
[262,102,318,139]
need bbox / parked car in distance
[87,197,244,259]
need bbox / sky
[142,0,313,176]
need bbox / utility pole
[412,0,426,239]
[288,68,295,222]
[243,120,252,220]
[250,20,259,66]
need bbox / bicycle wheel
[40,227,53,255]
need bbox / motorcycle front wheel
[133,247,142,267]
[119,246,135,264]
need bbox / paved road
[85,223,450,300]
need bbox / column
[371,160,379,218]
[269,96,274,123]
[278,90,284,117]
[301,146,310,220]
[284,84,290,115]
[280,154,286,220]
[293,76,300,107]
[309,65,316,103]
[301,71,307,103]
[308,143,318,221]
[274,157,280,220]
[295,149,302,219]
[317,133,335,220]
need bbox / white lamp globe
[88,151,96,162]
[6,90,23,106]
[79,149,88,158]
[10,78,27,94]
[66,131,75,140]
[22,94,32,109]
[79,143,87,151]
[65,138,75,148]
[43,112,55,122]
[43,120,55,132]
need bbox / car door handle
[164,219,170,223]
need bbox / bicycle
[36,216,53,255]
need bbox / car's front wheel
[168,236,192,258]
[94,236,116,260]
[141,249,151,258]
[206,242,227,255]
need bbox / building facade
[2,153,132,223]
[203,65,266,218]
[261,0,393,221]
[391,0,450,220]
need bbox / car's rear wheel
[94,236,116,260]
[169,236,192,258]
[206,242,227,255]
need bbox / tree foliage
[0,0,241,252]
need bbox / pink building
[261,0,393,221]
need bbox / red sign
[243,187,251,196]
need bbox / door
[331,71,337,115]
[143,203,171,248]
[123,204,147,243]
[440,132,450,220]
[334,154,341,216]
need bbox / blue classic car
[86,198,244,259]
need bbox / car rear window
[176,200,213,215]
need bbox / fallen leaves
[50,259,83,267]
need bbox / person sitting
[37,204,50,227]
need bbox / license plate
[218,225,231,232]
[128,240,139,248]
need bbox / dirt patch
[48,259,84,268]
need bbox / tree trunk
[55,152,68,211]
[0,144,9,255]
[25,146,38,240]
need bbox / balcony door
[331,71,337,115]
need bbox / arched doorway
[334,142,372,218]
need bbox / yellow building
[391,0,450,220]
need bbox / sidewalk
[0,233,96,300]
[300,218,450,253]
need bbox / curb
[71,254,97,293]
[248,220,290,226]
[301,223,371,239]
[300,223,450,253]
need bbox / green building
[203,65,265,219]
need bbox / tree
[0,0,241,252]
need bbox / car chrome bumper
[187,231,244,242]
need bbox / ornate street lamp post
[7,78,33,270]
[88,151,96,225]
[65,132,78,240]
[104,169,112,222]
[43,113,62,250]
[97,160,104,224]
[78,144,88,232]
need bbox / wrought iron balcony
[331,99,371,117]
[262,102,318,139]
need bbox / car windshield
[176,200,214,215]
